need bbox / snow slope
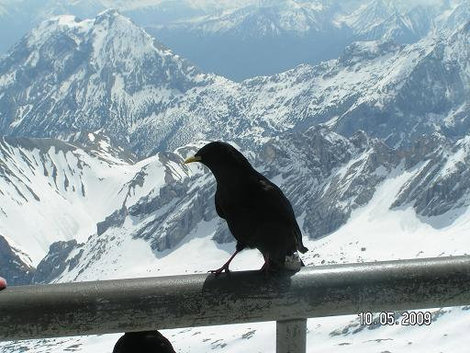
[3,156,470,352]
[0,133,187,265]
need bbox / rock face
[0,235,35,285]
[392,134,470,219]
[33,240,82,284]
[254,127,401,238]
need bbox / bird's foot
[209,264,230,276]
[259,253,272,273]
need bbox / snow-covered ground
[2,165,470,352]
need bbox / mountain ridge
[2,11,470,158]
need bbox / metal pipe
[1,255,470,341]
[276,319,306,353]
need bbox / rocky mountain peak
[0,11,211,148]
[94,8,121,23]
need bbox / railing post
[276,319,307,353]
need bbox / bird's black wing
[215,189,225,219]
[257,176,308,253]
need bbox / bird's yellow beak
[183,155,202,164]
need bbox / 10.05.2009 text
[358,311,432,326]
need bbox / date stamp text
[358,311,432,326]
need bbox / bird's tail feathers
[293,224,308,254]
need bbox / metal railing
[1,255,470,353]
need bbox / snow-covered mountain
[337,0,441,42]
[0,132,191,269]
[1,10,469,156]
[1,5,470,353]
[0,10,212,151]
[1,122,470,283]
[0,0,468,80]
[3,120,470,285]
[1,10,469,240]
[0,0,257,54]
[3,127,470,352]
[150,0,468,80]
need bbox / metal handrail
[1,255,470,353]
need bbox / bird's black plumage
[184,141,308,273]
[113,331,176,353]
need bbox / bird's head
[183,141,252,176]
[113,331,176,353]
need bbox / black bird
[184,141,308,274]
[113,331,176,353]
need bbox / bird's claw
[209,266,230,276]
